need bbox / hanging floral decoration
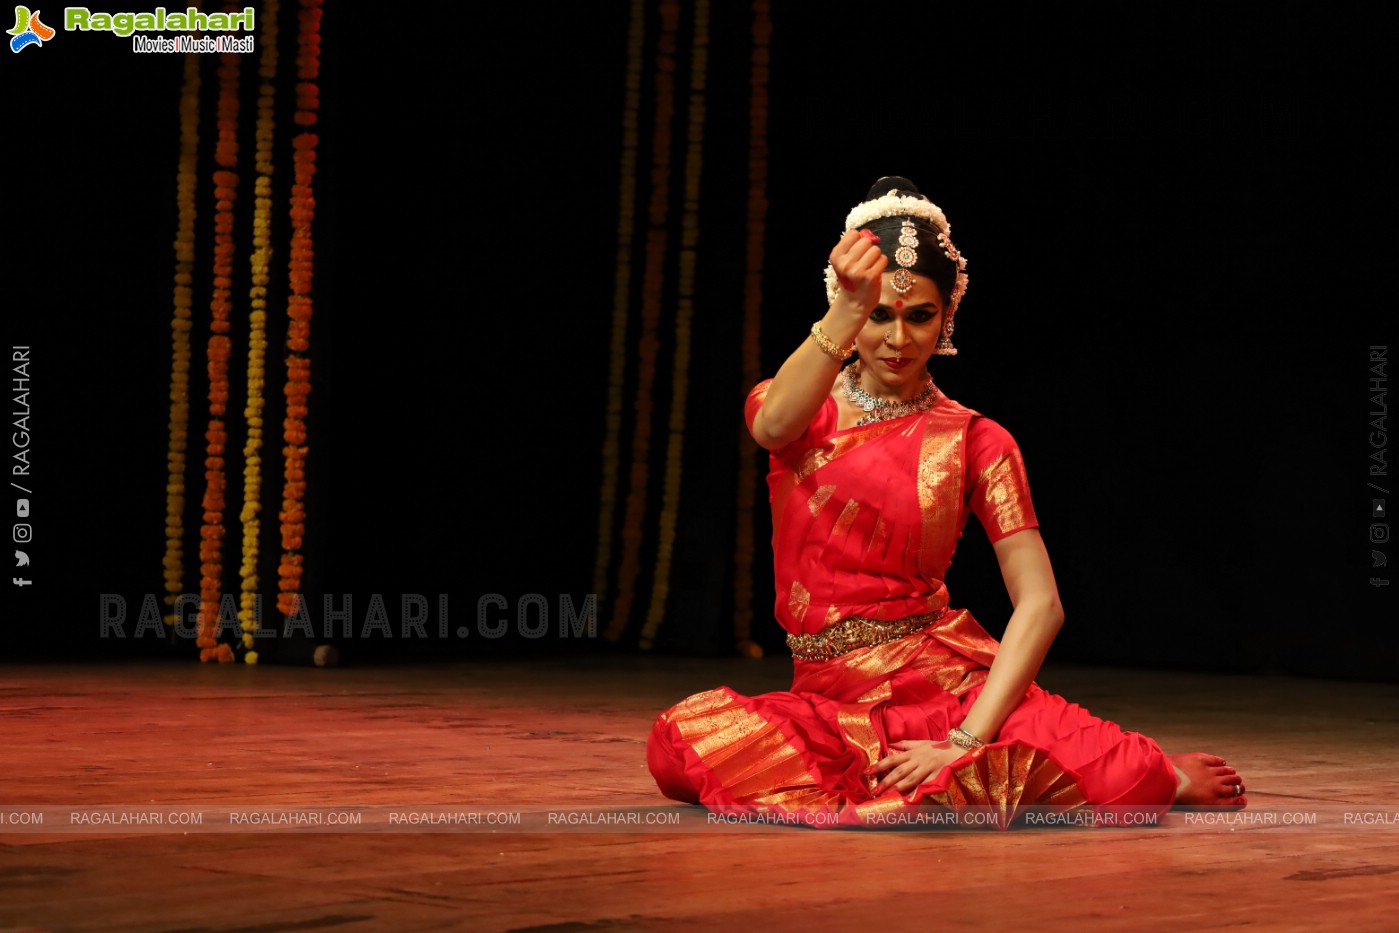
[277,0,322,618]
[641,0,710,650]
[733,0,771,659]
[238,0,280,658]
[162,53,202,624]
[590,0,645,627]
[197,46,242,665]
[604,0,679,642]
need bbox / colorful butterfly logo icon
[10,6,55,52]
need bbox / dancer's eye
[869,308,891,323]
[908,310,936,324]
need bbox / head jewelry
[822,184,969,355]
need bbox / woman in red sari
[646,177,1248,828]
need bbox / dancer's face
[854,272,945,399]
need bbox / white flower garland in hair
[843,191,949,232]
[823,190,968,311]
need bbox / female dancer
[646,177,1248,827]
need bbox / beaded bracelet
[810,322,854,362]
[947,726,984,750]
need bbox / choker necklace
[843,361,939,425]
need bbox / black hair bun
[866,176,927,201]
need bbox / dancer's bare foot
[1171,753,1247,807]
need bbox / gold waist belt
[787,611,943,661]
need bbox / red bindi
[894,300,903,308]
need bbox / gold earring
[933,314,958,356]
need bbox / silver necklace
[843,362,939,426]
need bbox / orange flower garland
[733,0,771,658]
[239,0,280,663]
[590,0,644,625]
[604,0,679,642]
[277,0,322,618]
[162,53,201,624]
[641,0,710,650]
[197,47,241,664]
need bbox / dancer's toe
[1171,752,1248,808]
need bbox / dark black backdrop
[6,4,1393,679]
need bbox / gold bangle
[947,726,984,750]
[810,322,854,362]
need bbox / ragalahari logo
[9,6,54,52]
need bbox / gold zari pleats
[657,614,1091,829]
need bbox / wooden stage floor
[2,657,1397,932]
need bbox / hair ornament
[841,190,949,231]
[824,186,970,314]
[890,218,919,295]
[937,229,969,314]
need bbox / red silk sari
[646,381,1177,827]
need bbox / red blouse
[746,379,1039,635]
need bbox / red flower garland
[733,0,771,659]
[592,0,645,635]
[604,0,680,642]
[277,0,322,617]
[197,46,242,664]
[640,0,710,650]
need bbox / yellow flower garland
[239,0,279,658]
[162,53,201,624]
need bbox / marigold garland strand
[277,0,322,618]
[733,0,771,658]
[641,0,709,650]
[239,0,280,664]
[197,44,242,664]
[590,0,645,622]
[604,0,679,642]
[162,52,201,624]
